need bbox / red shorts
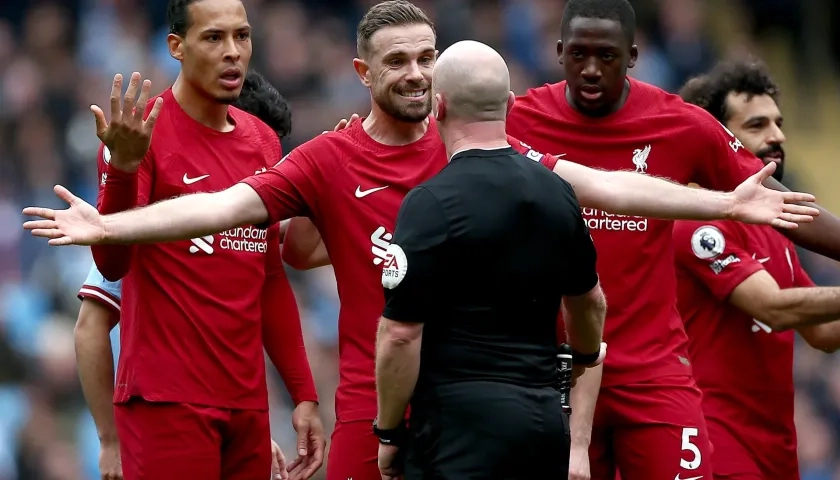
[705,415,799,480]
[326,419,380,480]
[590,375,713,480]
[115,398,271,480]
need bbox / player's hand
[729,162,819,229]
[568,442,591,480]
[98,440,123,480]
[91,72,163,172]
[271,439,289,480]
[23,185,106,246]
[378,443,403,480]
[571,342,606,387]
[286,401,325,479]
[322,113,360,134]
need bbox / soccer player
[21,2,819,479]
[74,70,316,480]
[674,58,840,479]
[504,0,840,478]
[72,0,324,478]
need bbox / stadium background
[1,0,839,478]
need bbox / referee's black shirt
[381,146,599,395]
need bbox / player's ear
[353,58,372,88]
[556,40,564,65]
[434,93,446,122]
[628,44,638,69]
[168,33,184,61]
[506,91,515,117]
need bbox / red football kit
[241,118,561,480]
[674,219,808,479]
[506,78,765,480]
[92,89,316,480]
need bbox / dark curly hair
[233,70,292,138]
[679,58,780,124]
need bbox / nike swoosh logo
[674,475,703,480]
[355,185,388,198]
[751,253,770,264]
[183,174,210,185]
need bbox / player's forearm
[74,306,118,443]
[569,363,602,446]
[797,322,840,353]
[262,277,318,404]
[103,191,245,244]
[598,170,734,220]
[765,287,840,330]
[93,164,141,280]
[375,318,421,429]
[563,289,606,354]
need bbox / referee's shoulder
[510,149,576,194]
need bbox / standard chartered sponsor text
[581,208,648,232]
[219,226,268,253]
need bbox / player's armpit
[282,218,330,270]
[764,176,840,261]
[729,270,840,331]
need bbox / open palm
[22,185,106,246]
[730,162,819,229]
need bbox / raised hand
[730,162,819,229]
[22,185,105,246]
[91,72,163,172]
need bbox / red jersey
[94,89,314,409]
[506,78,765,387]
[673,219,809,477]
[241,119,559,421]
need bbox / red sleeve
[261,225,318,405]
[506,134,560,170]
[91,144,154,281]
[240,141,324,225]
[672,220,764,301]
[688,108,765,191]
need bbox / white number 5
[680,427,702,470]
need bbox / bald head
[433,41,511,122]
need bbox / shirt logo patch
[690,225,725,259]
[381,244,408,289]
[709,253,739,274]
[632,145,651,173]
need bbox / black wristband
[372,418,408,446]
[572,348,600,366]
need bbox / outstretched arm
[554,160,816,229]
[101,184,269,244]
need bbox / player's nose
[581,58,602,80]
[222,36,241,63]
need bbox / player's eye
[419,56,433,65]
[207,34,220,42]
[602,53,615,61]
[388,59,403,67]
[237,32,250,40]
[571,51,584,59]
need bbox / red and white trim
[78,285,121,313]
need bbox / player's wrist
[719,191,738,221]
[372,418,408,447]
[107,154,142,174]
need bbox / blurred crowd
[1,0,840,479]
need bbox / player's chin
[395,101,432,123]
[215,90,241,105]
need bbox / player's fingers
[110,73,123,123]
[123,72,141,115]
[22,220,57,231]
[782,192,817,205]
[90,105,108,138]
[54,184,80,205]
[347,113,360,126]
[301,449,324,479]
[296,423,310,457]
[30,228,63,239]
[143,97,164,133]
[273,445,288,480]
[134,79,151,123]
[21,207,56,221]
[333,119,348,131]
[779,212,814,224]
[770,218,798,230]
[782,203,819,217]
[752,161,776,183]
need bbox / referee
[372,40,607,480]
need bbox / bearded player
[505,0,840,479]
[22,2,823,480]
[674,58,840,479]
[70,0,325,478]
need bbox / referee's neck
[444,120,509,161]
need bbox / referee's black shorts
[404,381,570,480]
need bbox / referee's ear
[505,91,515,117]
[434,93,446,122]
